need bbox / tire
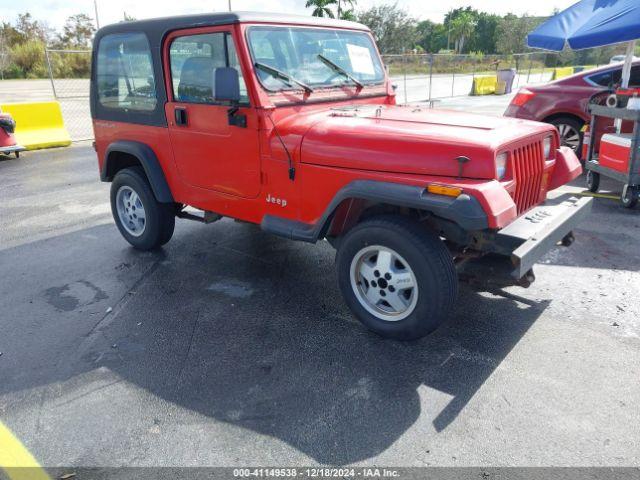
[621,185,639,209]
[336,215,458,340]
[110,167,175,250]
[549,116,583,153]
[586,170,600,193]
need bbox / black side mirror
[214,67,240,103]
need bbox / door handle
[175,107,188,126]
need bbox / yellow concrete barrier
[0,102,71,150]
[471,75,498,95]
[551,67,575,80]
[573,65,597,74]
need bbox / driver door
[164,27,260,198]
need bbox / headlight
[496,152,508,180]
[543,136,553,159]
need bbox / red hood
[284,104,555,179]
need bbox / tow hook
[518,269,536,288]
[560,231,575,247]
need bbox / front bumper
[461,195,593,285]
[497,196,593,278]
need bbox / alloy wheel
[349,245,419,322]
[556,123,581,151]
[115,185,147,237]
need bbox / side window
[588,66,640,88]
[169,32,249,105]
[97,33,157,111]
[588,68,621,88]
[629,65,640,87]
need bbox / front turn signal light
[427,184,462,197]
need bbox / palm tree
[337,0,357,19]
[450,12,476,54]
[306,0,337,18]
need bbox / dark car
[505,62,640,153]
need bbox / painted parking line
[0,421,50,480]
[577,190,620,200]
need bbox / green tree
[336,0,357,19]
[357,4,417,54]
[416,20,447,53]
[466,12,499,53]
[56,13,95,48]
[306,0,337,18]
[10,39,46,78]
[0,22,23,47]
[449,11,475,53]
[340,9,357,21]
[496,14,544,55]
[14,13,50,43]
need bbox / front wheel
[336,215,457,340]
[110,167,175,250]
[550,116,583,153]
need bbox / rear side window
[588,66,640,88]
[96,33,157,111]
[169,32,249,105]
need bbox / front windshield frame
[246,25,386,94]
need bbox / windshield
[248,26,385,92]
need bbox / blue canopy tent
[527,0,640,88]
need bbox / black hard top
[96,11,370,37]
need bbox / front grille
[510,140,545,214]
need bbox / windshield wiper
[317,54,364,90]
[254,62,314,94]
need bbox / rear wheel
[550,116,583,153]
[586,170,600,193]
[621,185,639,209]
[336,215,457,340]
[110,167,175,250]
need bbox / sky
[2,0,579,31]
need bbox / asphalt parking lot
[1,139,639,469]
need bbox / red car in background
[505,62,640,154]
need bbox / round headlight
[496,152,508,180]
[543,136,553,159]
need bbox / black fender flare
[102,140,174,203]
[261,180,489,242]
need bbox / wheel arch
[102,140,174,203]
[542,112,587,126]
[261,180,488,243]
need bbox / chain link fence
[44,49,92,142]
[381,51,589,104]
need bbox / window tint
[97,33,157,111]
[169,32,249,105]
[588,66,640,88]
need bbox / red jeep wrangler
[91,13,591,340]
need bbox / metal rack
[585,104,640,207]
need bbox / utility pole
[94,0,100,29]
[228,0,232,12]
[337,0,341,19]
